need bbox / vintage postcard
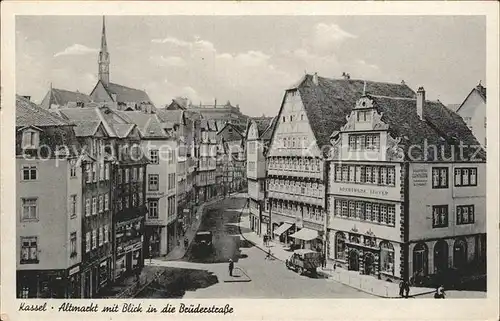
[1,1,499,320]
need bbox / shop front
[289,228,323,252]
[273,222,294,245]
[17,269,67,298]
[260,214,270,236]
[66,264,81,298]
[145,226,163,258]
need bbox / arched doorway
[364,252,376,276]
[434,240,449,273]
[453,238,468,269]
[413,243,428,278]
[348,250,359,271]
[379,241,395,275]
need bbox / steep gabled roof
[155,109,184,125]
[368,95,485,161]
[289,74,416,148]
[105,82,153,104]
[260,116,278,141]
[456,83,487,113]
[16,95,70,127]
[116,111,171,138]
[40,87,92,109]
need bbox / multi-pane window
[150,150,159,164]
[70,195,77,218]
[92,163,97,182]
[148,200,159,219]
[348,134,380,151]
[70,164,77,178]
[432,205,448,228]
[454,168,477,187]
[457,205,475,225]
[99,195,104,213]
[125,168,129,183]
[21,198,37,221]
[432,167,448,189]
[70,232,77,257]
[99,227,104,246]
[20,236,38,263]
[99,163,104,181]
[92,197,97,215]
[334,199,395,226]
[85,232,91,252]
[105,163,110,180]
[85,198,91,216]
[22,165,37,181]
[334,164,395,186]
[148,174,159,191]
[92,230,97,249]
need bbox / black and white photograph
[1,2,499,321]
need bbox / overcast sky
[16,15,485,117]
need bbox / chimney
[312,72,318,85]
[416,86,425,120]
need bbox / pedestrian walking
[321,253,326,268]
[228,259,234,276]
[333,263,337,271]
[263,234,267,247]
[434,285,445,299]
[404,280,410,298]
[399,280,405,298]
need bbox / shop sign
[147,191,165,197]
[412,166,428,187]
[145,218,166,226]
[68,265,80,276]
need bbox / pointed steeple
[98,16,110,86]
[101,16,107,52]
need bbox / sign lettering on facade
[412,167,428,186]
[338,186,389,197]
[68,266,80,276]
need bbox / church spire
[98,16,110,86]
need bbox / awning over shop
[289,228,318,241]
[273,223,293,236]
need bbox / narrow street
[137,196,373,298]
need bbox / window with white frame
[105,163,110,180]
[99,195,104,213]
[85,232,91,252]
[104,225,109,243]
[149,174,159,191]
[148,199,159,219]
[432,205,448,228]
[92,163,97,182]
[456,205,475,225]
[22,165,37,181]
[20,236,38,263]
[22,130,39,149]
[92,197,97,215]
[92,229,97,249]
[432,167,448,189]
[70,232,77,257]
[99,163,104,181]
[21,198,37,221]
[150,149,159,164]
[99,227,103,246]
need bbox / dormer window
[22,129,39,149]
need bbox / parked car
[285,249,321,275]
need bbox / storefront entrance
[364,252,376,276]
[348,250,360,271]
[434,240,449,273]
[453,239,468,269]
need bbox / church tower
[98,16,110,86]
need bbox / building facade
[16,96,83,298]
[326,92,486,283]
[245,117,275,235]
[196,119,218,203]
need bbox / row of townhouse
[256,73,486,284]
[217,123,247,195]
[16,96,149,298]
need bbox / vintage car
[192,231,214,257]
[285,249,321,275]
